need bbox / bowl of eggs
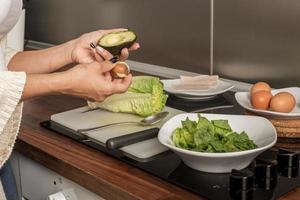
[235,82,300,119]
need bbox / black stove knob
[277,149,300,178]
[229,169,254,200]
[277,149,299,168]
[280,167,299,178]
[254,159,277,190]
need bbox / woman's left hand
[70,28,140,64]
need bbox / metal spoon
[77,111,169,133]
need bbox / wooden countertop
[15,95,300,200]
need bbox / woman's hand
[22,61,132,101]
[70,28,140,64]
[8,28,139,74]
[62,61,132,101]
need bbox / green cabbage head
[88,76,168,117]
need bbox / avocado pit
[111,62,130,79]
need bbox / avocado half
[98,31,137,56]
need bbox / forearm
[22,72,68,100]
[8,40,75,74]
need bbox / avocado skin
[98,31,137,56]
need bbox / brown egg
[251,91,273,110]
[270,92,296,113]
[110,61,130,79]
[251,82,272,95]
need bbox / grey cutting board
[51,106,183,159]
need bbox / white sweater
[0,0,26,199]
[0,36,25,200]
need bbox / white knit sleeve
[0,71,26,135]
[4,46,19,66]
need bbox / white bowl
[158,113,277,173]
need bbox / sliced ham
[172,83,217,91]
[180,75,209,82]
[180,75,219,83]
[172,75,219,91]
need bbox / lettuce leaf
[88,76,168,116]
[171,115,257,153]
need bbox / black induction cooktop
[41,92,300,200]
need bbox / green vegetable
[98,31,137,55]
[88,76,168,117]
[171,114,257,153]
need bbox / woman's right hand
[70,29,140,64]
[61,61,132,102]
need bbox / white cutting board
[51,106,183,159]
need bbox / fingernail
[110,56,119,63]
[96,46,104,52]
[90,43,96,48]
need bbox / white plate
[161,79,234,99]
[158,113,277,173]
[235,87,300,119]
